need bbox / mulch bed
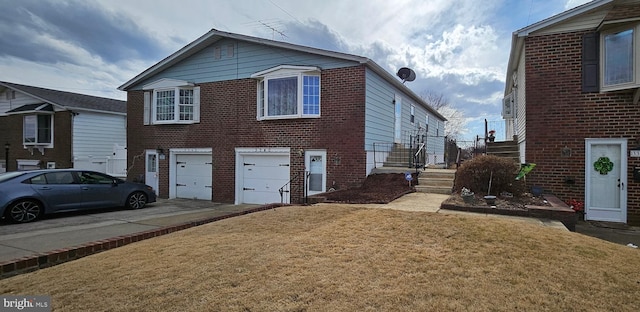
[317,173,416,204]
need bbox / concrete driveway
[0,199,259,263]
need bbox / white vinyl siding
[532,10,608,36]
[364,67,443,150]
[73,112,126,159]
[0,89,43,116]
[516,50,526,144]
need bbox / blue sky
[0,0,591,142]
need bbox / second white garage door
[241,154,290,204]
[176,154,212,200]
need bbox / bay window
[252,65,321,120]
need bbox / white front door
[394,95,402,144]
[585,139,627,223]
[145,150,159,195]
[306,150,327,196]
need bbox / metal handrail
[279,173,299,204]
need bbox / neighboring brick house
[503,0,640,225]
[0,82,127,176]
[118,29,446,205]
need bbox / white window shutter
[193,87,200,123]
[143,92,151,125]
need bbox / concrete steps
[370,167,455,195]
[383,145,412,168]
[415,169,455,195]
[486,140,519,162]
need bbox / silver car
[0,169,157,223]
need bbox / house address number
[631,150,640,157]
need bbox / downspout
[70,111,77,167]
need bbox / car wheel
[126,192,147,209]
[6,200,42,223]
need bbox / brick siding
[127,65,368,204]
[0,112,73,171]
[524,31,640,225]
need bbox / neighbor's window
[154,88,195,123]
[254,66,321,120]
[23,114,52,145]
[603,28,634,86]
[410,105,415,124]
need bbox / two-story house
[503,0,640,225]
[0,82,127,176]
[118,29,446,205]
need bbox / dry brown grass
[1,205,639,311]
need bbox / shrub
[453,155,525,196]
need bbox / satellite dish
[396,67,416,83]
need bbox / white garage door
[242,154,290,204]
[176,154,212,200]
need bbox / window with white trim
[23,114,52,145]
[599,23,640,91]
[253,66,320,120]
[603,27,634,87]
[154,87,196,123]
[410,105,415,124]
[142,79,200,125]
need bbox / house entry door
[585,139,627,223]
[145,150,159,195]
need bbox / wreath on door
[593,157,614,175]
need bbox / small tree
[453,155,525,196]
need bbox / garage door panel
[241,154,289,204]
[176,154,212,200]
[243,178,289,190]
[243,166,289,179]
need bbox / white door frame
[305,150,327,196]
[235,147,290,204]
[145,150,159,195]
[585,138,627,223]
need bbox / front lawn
[1,205,639,311]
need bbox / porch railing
[373,129,427,169]
[279,173,300,204]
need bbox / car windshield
[0,171,28,183]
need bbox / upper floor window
[154,88,195,122]
[252,65,321,120]
[23,114,52,145]
[603,27,634,87]
[410,105,415,124]
[142,79,200,125]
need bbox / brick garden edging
[440,194,577,231]
[0,203,284,279]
